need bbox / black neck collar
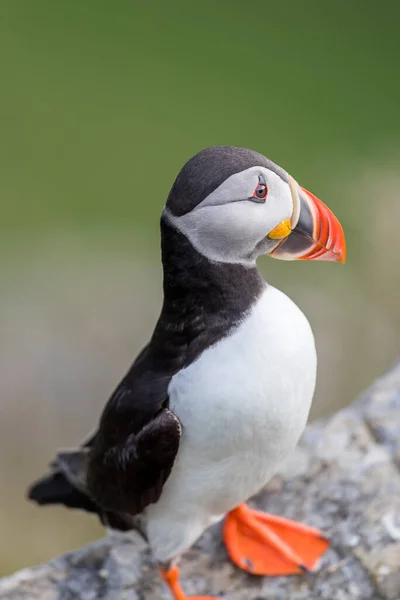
[152,218,266,366]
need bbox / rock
[1,361,400,600]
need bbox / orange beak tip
[298,186,347,264]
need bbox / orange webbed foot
[160,566,220,600]
[223,503,329,576]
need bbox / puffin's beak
[269,177,346,263]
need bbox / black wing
[28,329,185,523]
[85,315,191,517]
[87,405,181,515]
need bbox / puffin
[28,146,346,600]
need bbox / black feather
[28,472,98,514]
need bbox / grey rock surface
[2,361,400,600]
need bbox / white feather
[145,285,317,563]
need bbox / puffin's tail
[27,472,99,513]
[28,472,135,532]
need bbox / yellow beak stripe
[268,219,292,240]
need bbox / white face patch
[163,166,294,266]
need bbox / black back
[86,221,265,516]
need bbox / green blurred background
[1,0,399,576]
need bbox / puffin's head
[163,146,346,266]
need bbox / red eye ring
[251,177,268,202]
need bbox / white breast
[145,285,317,563]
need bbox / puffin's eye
[251,176,268,203]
